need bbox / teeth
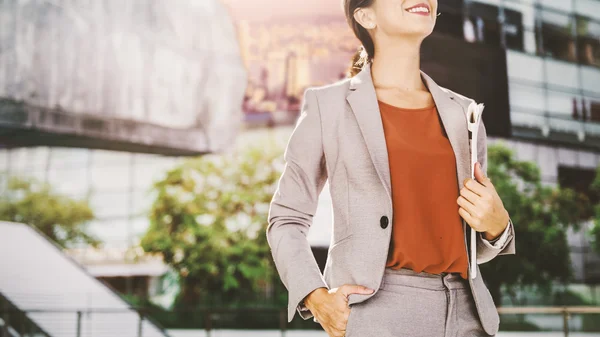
[408,7,429,13]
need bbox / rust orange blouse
[379,100,469,280]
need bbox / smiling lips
[405,2,431,16]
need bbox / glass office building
[0,0,247,250]
[0,148,182,248]
[457,0,600,285]
[312,0,600,290]
[2,0,599,302]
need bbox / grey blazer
[266,62,516,336]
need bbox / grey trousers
[345,267,493,337]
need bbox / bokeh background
[1,0,600,336]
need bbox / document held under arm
[466,101,485,279]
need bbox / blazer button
[380,216,389,229]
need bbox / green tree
[589,166,600,254]
[0,176,97,248]
[140,142,286,308]
[480,143,590,305]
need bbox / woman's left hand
[457,162,510,241]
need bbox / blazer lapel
[420,70,471,192]
[345,62,471,207]
[346,63,393,206]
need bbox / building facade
[309,0,600,289]
[1,0,599,311]
[464,0,600,285]
[0,0,247,302]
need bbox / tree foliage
[0,176,97,248]
[589,166,600,254]
[481,143,590,304]
[140,142,285,308]
[141,138,592,309]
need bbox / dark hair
[343,0,376,77]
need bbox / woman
[266,1,516,336]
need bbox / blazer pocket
[323,233,356,288]
[328,233,354,253]
[345,304,357,337]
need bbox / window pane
[131,216,150,240]
[8,148,31,173]
[580,65,600,94]
[583,96,600,137]
[507,50,545,82]
[0,150,8,172]
[505,8,525,51]
[90,192,130,219]
[542,0,574,13]
[132,160,176,190]
[47,167,90,197]
[576,96,594,122]
[576,17,600,66]
[509,82,545,113]
[545,59,580,89]
[589,98,600,123]
[465,2,501,45]
[0,172,8,194]
[132,190,154,216]
[90,166,131,192]
[574,0,600,21]
[538,11,576,62]
[87,218,132,248]
[547,90,576,118]
[91,150,131,167]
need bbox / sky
[221,0,343,21]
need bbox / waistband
[382,266,469,291]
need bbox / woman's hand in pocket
[305,284,374,336]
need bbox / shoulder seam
[307,77,351,93]
[308,88,328,177]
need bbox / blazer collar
[345,62,470,209]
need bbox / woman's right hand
[304,285,375,337]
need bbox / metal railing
[0,307,287,337]
[498,306,600,337]
[1,306,599,337]
[0,306,168,337]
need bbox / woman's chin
[395,28,435,41]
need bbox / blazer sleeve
[475,120,516,265]
[266,88,329,323]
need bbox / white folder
[466,101,485,279]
